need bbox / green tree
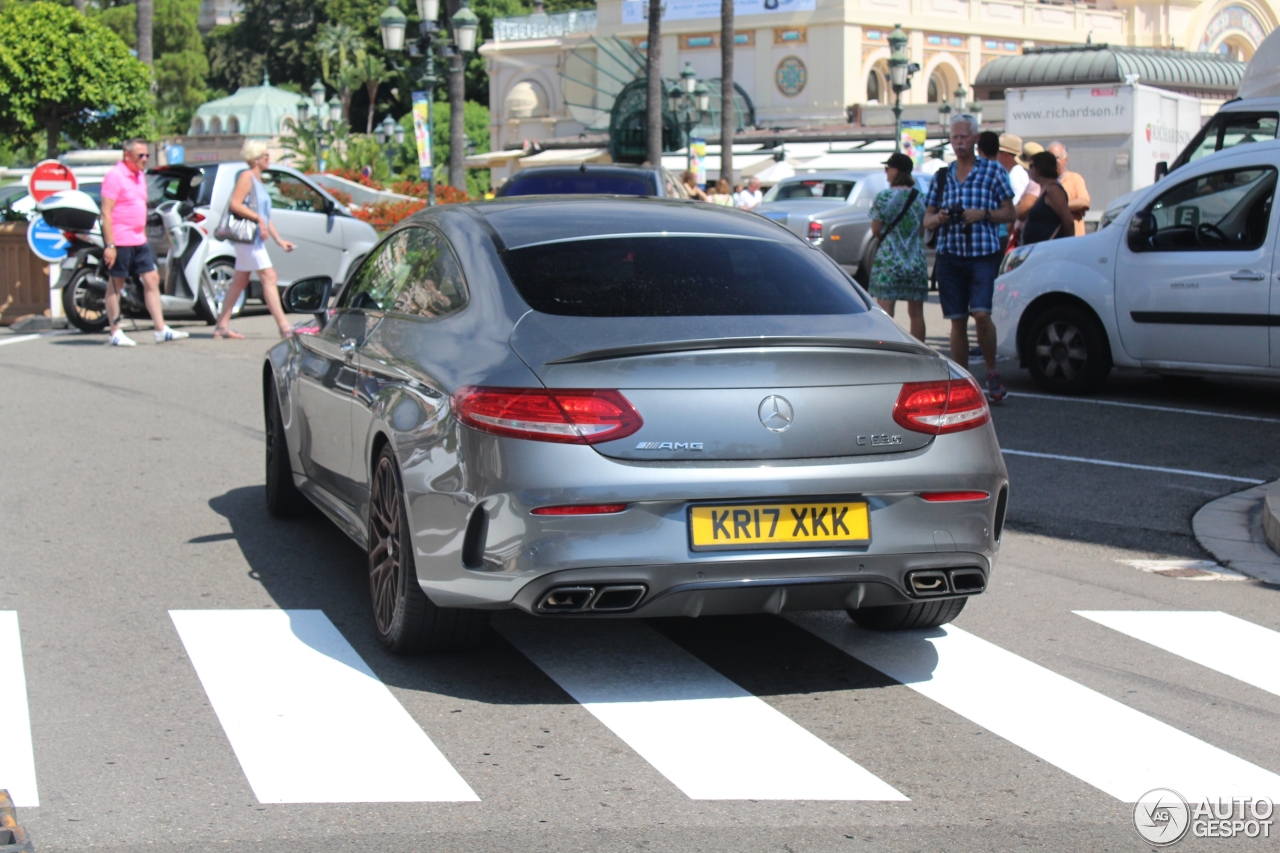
[0,2,152,158]
[349,49,391,133]
[91,0,210,135]
[206,0,321,91]
[314,21,363,118]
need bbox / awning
[514,147,611,167]
[465,150,525,168]
[748,160,795,185]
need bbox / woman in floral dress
[868,152,928,342]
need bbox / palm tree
[720,0,734,188]
[350,50,392,134]
[315,23,363,118]
[644,0,662,166]
[136,0,153,65]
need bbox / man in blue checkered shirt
[924,115,1016,402]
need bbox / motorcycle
[37,190,244,332]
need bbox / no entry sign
[29,160,77,203]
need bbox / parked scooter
[37,190,243,332]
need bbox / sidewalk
[1193,480,1280,585]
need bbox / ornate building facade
[479,0,1276,156]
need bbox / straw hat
[998,133,1022,157]
[1017,141,1045,167]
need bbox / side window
[388,227,469,320]
[1145,167,1276,251]
[1186,114,1280,166]
[339,231,412,311]
[261,170,327,212]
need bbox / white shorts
[233,243,272,272]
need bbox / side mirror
[1154,161,1169,181]
[283,276,332,319]
[1127,211,1156,252]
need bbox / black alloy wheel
[848,597,967,630]
[62,267,110,333]
[1025,304,1112,395]
[367,445,488,654]
[264,379,311,518]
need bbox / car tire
[368,445,489,654]
[264,378,311,519]
[847,597,967,631]
[62,267,110,333]
[1024,304,1112,395]
[195,258,245,325]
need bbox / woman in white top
[214,140,296,339]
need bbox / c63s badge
[636,441,704,451]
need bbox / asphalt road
[1,312,1278,853]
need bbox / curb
[1192,480,1280,585]
[7,315,67,333]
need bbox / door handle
[1229,271,1266,280]
[340,338,357,360]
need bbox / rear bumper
[509,551,990,618]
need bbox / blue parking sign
[26,215,70,262]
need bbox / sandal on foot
[213,327,246,340]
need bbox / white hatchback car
[994,139,1280,394]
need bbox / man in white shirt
[735,177,763,210]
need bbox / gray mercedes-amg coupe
[264,197,1008,653]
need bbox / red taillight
[188,212,206,223]
[921,491,990,502]
[531,504,628,515]
[892,377,990,435]
[453,387,643,445]
[62,231,77,242]
[807,221,823,241]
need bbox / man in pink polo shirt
[100,138,188,346]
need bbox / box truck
[1003,82,1203,223]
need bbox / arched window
[866,70,881,104]
[927,72,941,103]
[210,116,223,134]
[227,116,240,134]
[191,118,205,135]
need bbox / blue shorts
[108,243,156,280]
[936,251,1001,319]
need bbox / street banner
[690,137,707,187]
[901,121,927,168]
[412,91,433,182]
[623,0,814,24]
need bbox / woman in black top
[1020,151,1075,245]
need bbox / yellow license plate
[688,501,870,550]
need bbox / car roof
[1220,96,1280,112]
[777,170,880,182]
[510,164,664,175]
[470,196,794,249]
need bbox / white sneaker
[108,330,136,347]
[154,327,189,343]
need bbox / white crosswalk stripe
[0,612,38,807]
[1076,610,1280,698]
[791,612,1280,804]
[170,610,479,803]
[496,616,907,801]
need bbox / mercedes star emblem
[758,395,794,432]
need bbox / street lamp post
[380,0,438,204]
[886,24,918,153]
[447,0,480,191]
[374,114,406,175]
[668,62,711,173]
[294,80,343,171]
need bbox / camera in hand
[946,204,970,231]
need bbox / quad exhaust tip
[537,584,648,613]
[906,568,987,597]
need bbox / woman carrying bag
[868,152,928,342]
[212,140,296,339]
[1019,151,1075,246]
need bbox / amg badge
[636,441,704,451]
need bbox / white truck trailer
[1003,82,1203,223]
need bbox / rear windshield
[765,180,855,202]
[499,173,657,197]
[501,235,868,316]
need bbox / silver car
[264,198,1007,653]
[757,170,934,284]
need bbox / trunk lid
[508,313,947,461]
[757,200,849,237]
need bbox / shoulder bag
[215,180,260,244]
[864,188,920,272]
